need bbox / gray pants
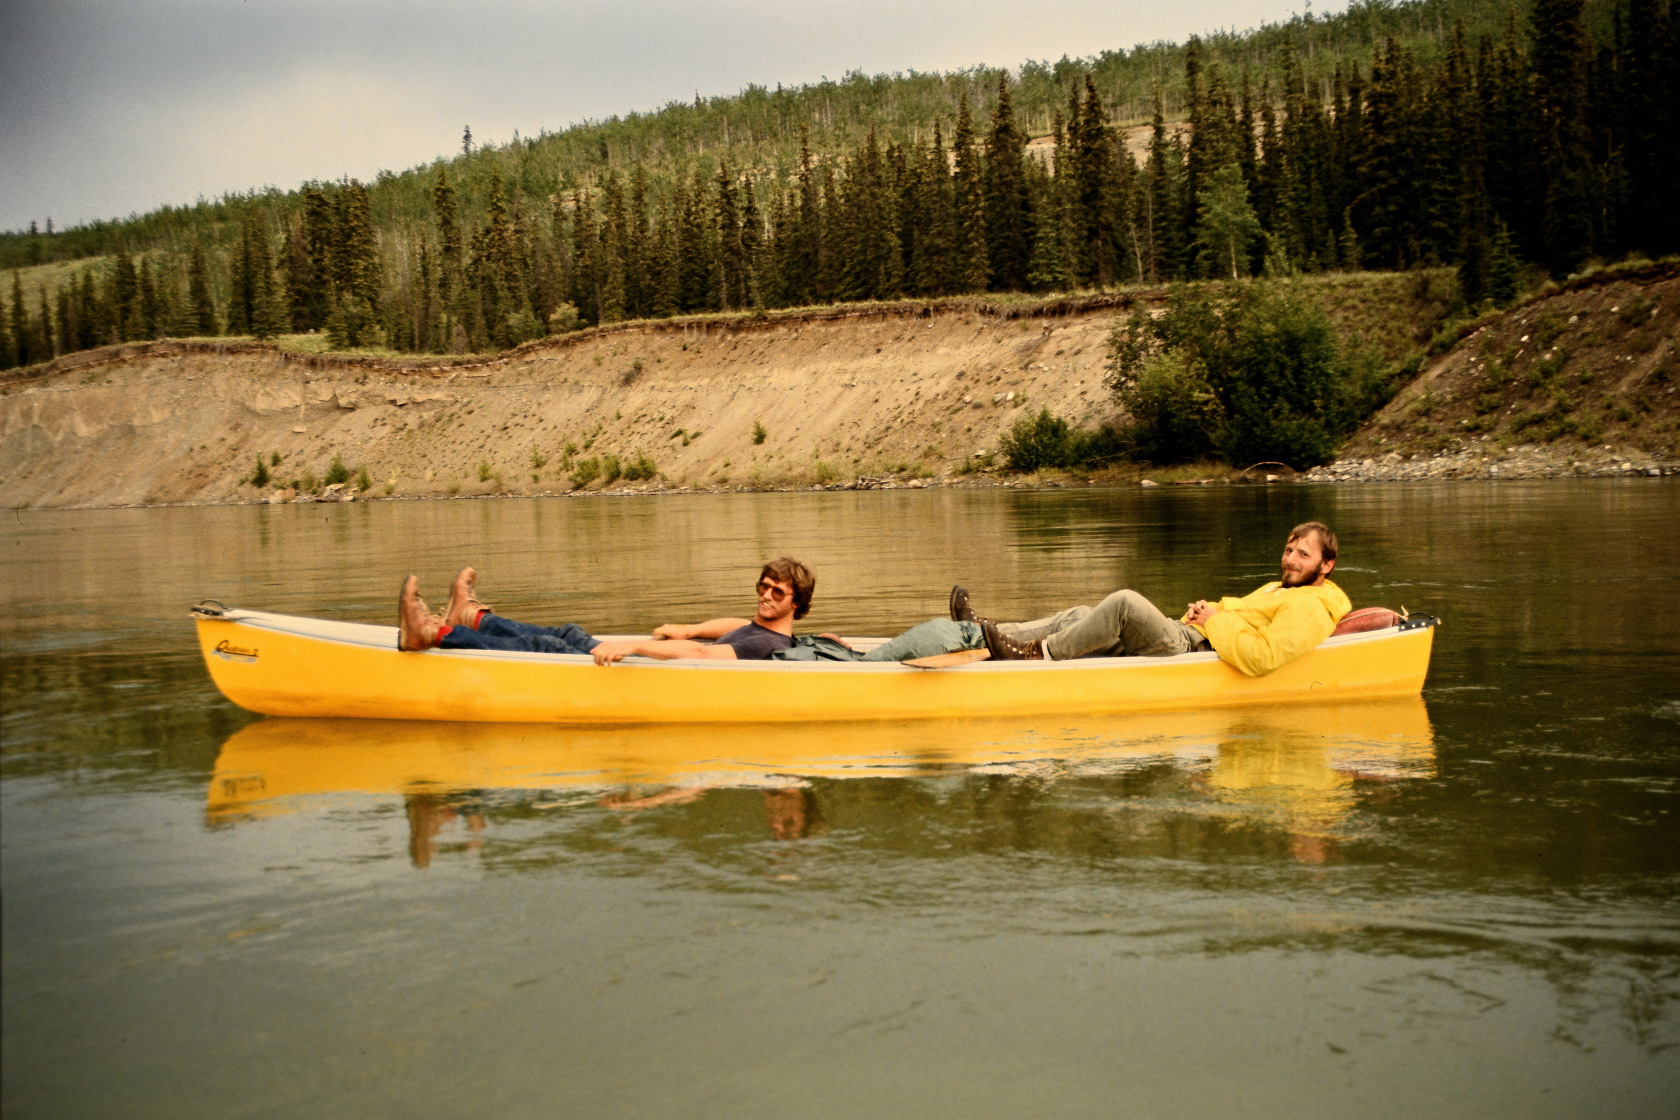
[998,590,1210,661]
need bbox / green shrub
[601,453,623,484]
[547,303,580,333]
[1532,312,1567,348]
[505,308,543,345]
[324,453,350,485]
[1530,346,1571,388]
[356,465,371,491]
[569,457,601,488]
[1616,295,1653,326]
[622,453,658,481]
[998,409,1127,473]
[1000,409,1072,472]
[1066,424,1128,466]
[752,420,767,445]
[249,456,270,488]
[1115,351,1219,463]
[477,459,493,482]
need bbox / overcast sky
[0,0,1347,234]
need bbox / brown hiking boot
[397,575,444,651]
[444,567,488,629]
[949,585,988,625]
[981,619,1041,661]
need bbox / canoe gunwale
[202,607,1428,674]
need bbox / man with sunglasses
[396,557,816,663]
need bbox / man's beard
[1281,562,1325,588]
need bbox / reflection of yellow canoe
[206,697,1434,824]
[193,607,1437,724]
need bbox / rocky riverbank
[1303,441,1675,482]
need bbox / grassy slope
[1344,261,1680,463]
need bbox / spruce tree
[789,127,823,306]
[1621,0,1677,255]
[227,221,254,335]
[650,194,680,317]
[37,288,56,358]
[952,96,990,293]
[1487,220,1521,305]
[920,123,957,297]
[626,165,652,317]
[1529,0,1595,274]
[55,286,73,355]
[714,160,746,310]
[1140,91,1184,283]
[483,172,513,333]
[138,257,159,340]
[739,174,764,307]
[113,251,140,340]
[681,166,717,311]
[1079,76,1132,286]
[1026,159,1067,292]
[983,73,1031,291]
[0,280,15,370]
[12,271,34,366]
[816,163,842,300]
[432,170,461,300]
[188,242,216,335]
[1451,20,1494,304]
[283,215,313,330]
[599,172,629,322]
[302,186,335,322]
[571,189,600,324]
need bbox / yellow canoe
[192,604,1437,723]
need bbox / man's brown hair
[761,556,816,620]
[1288,521,1338,563]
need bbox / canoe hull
[195,610,1435,723]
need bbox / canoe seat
[1331,607,1400,636]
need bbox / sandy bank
[0,302,1131,510]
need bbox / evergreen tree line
[0,0,1581,271]
[3,0,1673,369]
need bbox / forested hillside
[2,0,1673,371]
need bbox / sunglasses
[756,579,793,601]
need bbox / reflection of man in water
[396,557,815,663]
[405,792,486,869]
[954,521,1350,674]
[763,787,825,840]
[602,784,826,840]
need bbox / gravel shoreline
[1302,441,1675,482]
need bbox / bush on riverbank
[999,408,1127,472]
[1106,279,1399,469]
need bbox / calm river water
[3,482,1678,1118]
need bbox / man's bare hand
[592,639,636,666]
[1185,600,1221,626]
[651,623,692,640]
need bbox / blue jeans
[440,613,599,655]
[858,619,984,661]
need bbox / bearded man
[959,521,1349,676]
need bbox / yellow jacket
[1188,580,1351,677]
